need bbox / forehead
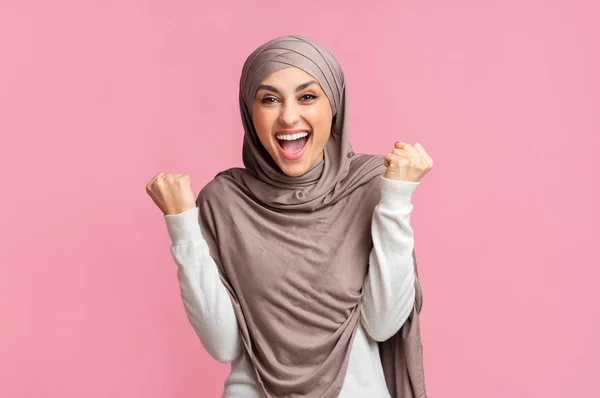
[259,67,321,88]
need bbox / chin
[279,162,310,177]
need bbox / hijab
[195,35,427,398]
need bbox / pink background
[1,0,598,397]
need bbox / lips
[275,130,311,161]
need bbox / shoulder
[195,169,238,209]
[195,166,256,211]
[349,152,385,174]
[343,152,386,209]
[196,174,227,203]
[194,170,243,234]
[348,152,385,187]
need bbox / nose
[278,101,300,127]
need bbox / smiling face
[250,67,333,177]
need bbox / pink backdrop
[1,0,598,397]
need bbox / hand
[383,142,433,183]
[146,173,197,215]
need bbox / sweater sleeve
[360,176,419,342]
[164,207,243,363]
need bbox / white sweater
[164,176,419,398]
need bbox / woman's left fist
[383,142,433,183]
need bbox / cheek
[252,109,275,143]
[255,127,273,150]
[305,105,332,143]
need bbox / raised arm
[360,176,419,342]
[165,207,243,363]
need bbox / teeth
[276,132,309,141]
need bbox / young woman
[146,35,433,398]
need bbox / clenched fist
[146,173,197,215]
[383,142,433,183]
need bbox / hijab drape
[195,35,427,398]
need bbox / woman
[146,35,433,398]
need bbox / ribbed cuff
[379,175,419,210]
[164,207,203,244]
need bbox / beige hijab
[196,35,427,397]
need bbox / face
[251,67,333,177]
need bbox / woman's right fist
[146,173,196,215]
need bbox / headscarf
[195,35,427,397]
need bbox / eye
[300,94,318,101]
[260,96,279,104]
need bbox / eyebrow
[256,80,319,95]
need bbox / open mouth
[275,131,311,160]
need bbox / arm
[165,207,243,363]
[360,176,419,342]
